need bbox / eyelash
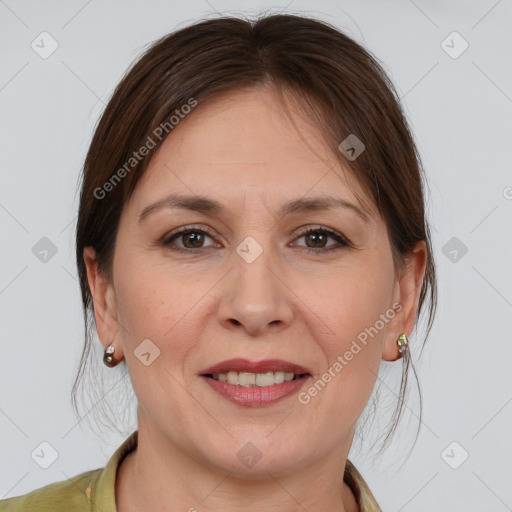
[162,225,353,255]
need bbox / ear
[83,247,123,358]
[382,241,428,362]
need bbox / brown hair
[73,13,437,456]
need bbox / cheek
[114,257,195,358]
[316,262,393,346]
[113,262,203,417]
[307,262,393,407]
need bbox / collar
[88,430,138,511]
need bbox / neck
[115,426,359,512]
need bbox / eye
[163,226,218,251]
[292,227,352,255]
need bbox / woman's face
[86,86,425,476]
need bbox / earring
[396,333,409,357]
[103,331,121,367]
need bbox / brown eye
[304,231,329,248]
[293,228,352,255]
[180,231,205,248]
[163,227,217,251]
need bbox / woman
[1,13,436,512]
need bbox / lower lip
[201,375,311,407]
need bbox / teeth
[256,372,274,386]
[227,371,238,385]
[274,372,285,384]
[211,371,298,386]
[238,372,255,387]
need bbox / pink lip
[200,358,311,376]
[201,374,311,407]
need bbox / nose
[217,248,294,337]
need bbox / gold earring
[396,333,408,357]
[103,331,121,367]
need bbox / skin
[84,85,427,512]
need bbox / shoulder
[1,431,138,512]
[345,459,382,512]
[0,468,102,512]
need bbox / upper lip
[200,358,311,375]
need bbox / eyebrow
[138,193,372,223]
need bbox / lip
[201,374,311,407]
[200,358,312,376]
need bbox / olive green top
[1,431,382,511]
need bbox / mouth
[200,357,312,385]
[199,358,312,405]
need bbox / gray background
[1,0,511,510]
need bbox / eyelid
[294,225,349,240]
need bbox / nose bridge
[218,233,293,334]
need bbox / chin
[201,435,303,478]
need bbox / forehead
[128,86,377,219]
